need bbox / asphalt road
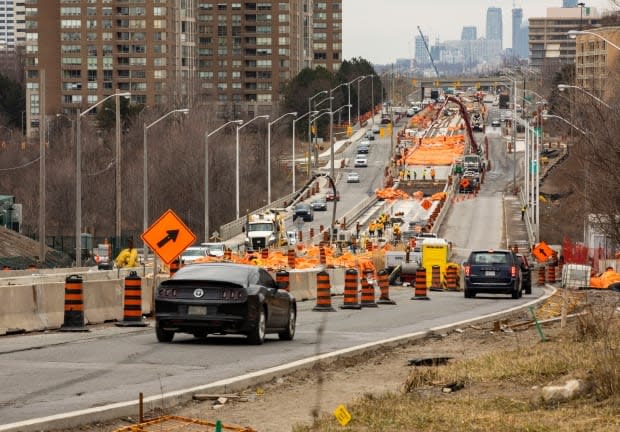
[0,104,535,429]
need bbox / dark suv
[293,203,314,222]
[463,249,522,299]
[516,253,532,294]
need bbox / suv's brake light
[511,265,517,277]
[464,265,470,277]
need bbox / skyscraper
[512,8,528,59]
[461,26,477,41]
[0,0,25,51]
[486,7,503,50]
[563,0,578,7]
[414,34,431,65]
[23,1,343,137]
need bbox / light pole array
[308,90,328,169]
[328,104,352,179]
[75,91,130,267]
[267,112,297,205]
[143,108,189,259]
[292,111,318,194]
[205,120,242,241]
[236,115,269,219]
[557,84,611,109]
[568,29,620,51]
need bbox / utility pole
[38,69,46,265]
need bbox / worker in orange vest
[430,168,436,181]
[368,221,376,237]
[376,220,384,239]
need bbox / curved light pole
[355,75,371,127]
[308,90,328,169]
[329,104,352,179]
[205,119,242,241]
[236,115,269,219]
[143,108,189,258]
[557,84,611,109]
[75,91,130,267]
[292,111,318,193]
[267,112,297,204]
[542,113,589,136]
[346,76,367,126]
[568,29,620,51]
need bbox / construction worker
[430,167,436,181]
[368,221,376,237]
[376,219,384,239]
[413,170,417,180]
[393,223,401,242]
[422,168,427,180]
[406,170,411,180]
[521,204,526,220]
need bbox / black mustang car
[155,263,296,344]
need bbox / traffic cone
[377,269,396,304]
[313,271,336,312]
[340,268,361,310]
[116,271,147,327]
[60,275,90,332]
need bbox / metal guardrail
[342,194,378,229]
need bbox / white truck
[244,210,287,251]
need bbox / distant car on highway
[201,242,225,257]
[463,249,523,299]
[154,263,297,345]
[371,124,380,134]
[347,172,360,183]
[293,203,314,221]
[491,119,501,127]
[180,246,208,265]
[364,130,375,140]
[354,156,368,167]
[286,231,297,245]
[311,197,327,211]
[326,190,340,201]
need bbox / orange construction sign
[532,241,554,263]
[141,209,197,265]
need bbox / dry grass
[292,302,620,432]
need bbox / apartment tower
[24,0,342,137]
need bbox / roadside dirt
[50,290,619,432]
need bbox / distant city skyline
[343,0,614,64]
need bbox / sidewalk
[504,194,531,254]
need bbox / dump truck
[244,209,287,250]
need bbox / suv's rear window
[471,252,510,264]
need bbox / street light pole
[115,91,121,244]
[292,111,317,194]
[308,90,328,171]
[557,84,611,109]
[267,112,297,205]
[236,115,269,220]
[74,91,130,267]
[328,104,351,179]
[143,108,189,256]
[204,119,242,242]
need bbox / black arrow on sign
[157,229,179,248]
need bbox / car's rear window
[471,252,510,265]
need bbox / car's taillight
[511,265,517,277]
[158,288,176,298]
[464,265,470,277]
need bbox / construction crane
[417,26,439,78]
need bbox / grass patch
[292,300,620,432]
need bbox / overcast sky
[342,0,616,64]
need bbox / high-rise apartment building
[486,7,503,50]
[414,34,430,65]
[24,0,342,137]
[461,26,477,41]
[512,8,528,59]
[0,0,25,51]
[574,26,620,99]
[528,7,600,70]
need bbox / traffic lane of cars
[0,287,543,426]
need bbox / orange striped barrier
[360,276,377,308]
[319,246,326,265]
[261,248,269,259]
[546,265,556,284]
[116,271,147,327]
[430,265,442,291]
[340,268,361,310]
[60,274,89,332]
[323,230,329,242]
[313,271,336,312]
[377,269,396,305]
[224,249,232,260]
[444,265,459,291]
[276,269,290,292]
[538,266,546,286]
[287,248,296,269]
[169,257,181,277]
[412,267,429,300]
[309,227,314,239]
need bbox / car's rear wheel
[279,306,296,341]
[247,307,266,345]
[464,287,476,298]
[511,284,521,299]
[156,325,174,343]
[193,331,208,339]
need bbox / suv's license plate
[485,271,495,276]
[188,306,207,315]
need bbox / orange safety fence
[374,189,446,201]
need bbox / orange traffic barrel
[319,247,327,266]
[430,265,443,292]
[313,271,335,312]
[261,248,269,259]
[360,276,377,308]
[169,257,181,277]
[444,265,459,291]
[60,274,90,332]
[309,227,315,239]
[340,268,361,310]
[116,271,147,327]
[412,267,429,300]
[322,230,329,242]
[276,269,290,292]
[377,269,396,305]
[224,248,232,260]
[546,265,556,284]
[287,248,296,269]
[538,266,546,286]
